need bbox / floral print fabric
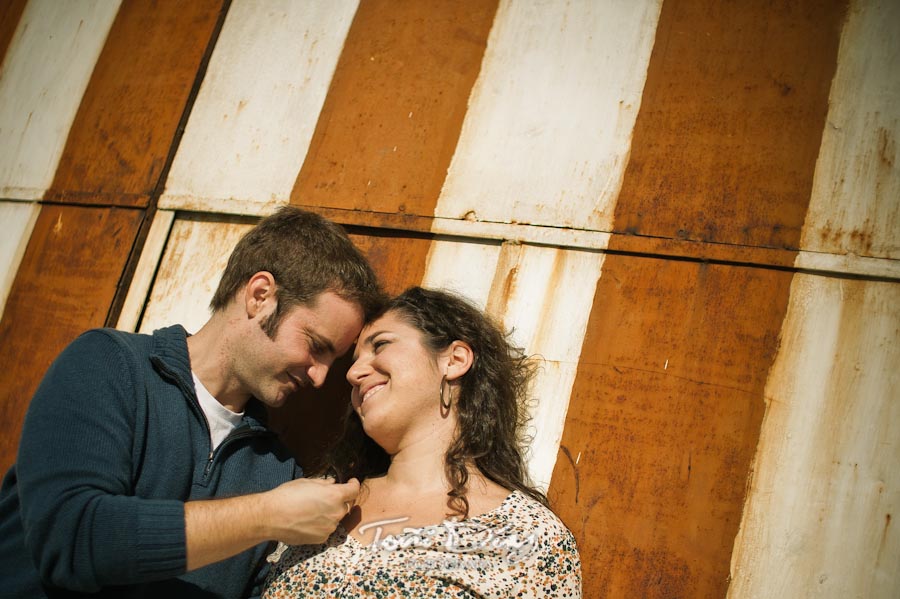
[263,490,582,598]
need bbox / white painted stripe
[0,0,121,199]
[801,0,900,260]
[0,200,40,322]
[116,209,176,332]
[728,275,900,599]
[161,0,359,208]
[138,217,254,335]
[486,243,604,490]
[435,0,663,230]
[421,238,501,308]
[795,249,900,281]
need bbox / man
[0,207,384,597]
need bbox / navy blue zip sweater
[0,325,299,598]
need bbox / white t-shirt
[193,372,244,450]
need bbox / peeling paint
[728,275,900,599]
[138,216,254,334]
[801,0,900,260]
[162,0,359,207]
[436,0,662,230]
[0,0,121,199]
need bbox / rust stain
[549,254,794,599]
[0,0,27,68]
[290,0,498,217]
[45,0,225,205]
[612,0,846,251]
[0,205,144,472]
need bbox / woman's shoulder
[487,491,574,535]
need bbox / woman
[264,287,581,598]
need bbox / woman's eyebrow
[360,329,388,348]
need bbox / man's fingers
[336,478,360,503]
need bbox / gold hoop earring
[439,375,452,410]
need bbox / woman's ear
[243,271,277,318]
[444,340,474,381]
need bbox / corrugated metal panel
[346,229,434,296]
[434,0,662,231]
[613,0,846,251]
[800,0,900,260]
[0,200,40,321]
[421,238,502,306]
[46,0,225,206]
[485,242,605,490]
[551,256,794,598]
[116,209,176,332]
[0,205,143,472]
[727,275,900,599]
[138,215,254,334]
[0,0,121,200]
[159,0,358,212]
[291,0,498,218]
[545,1,848,596]
[728,4,900,597]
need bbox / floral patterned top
[263,490,582,598]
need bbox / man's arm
[184,477,358,570]
[15,331,355,591]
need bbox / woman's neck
[382,432,450,494]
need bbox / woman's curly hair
[322,286,548,518]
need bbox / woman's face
[346,310,449,451]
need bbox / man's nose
[308,363,328,388]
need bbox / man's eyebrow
[306,329,335,355]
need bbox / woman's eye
[372,340,388,352]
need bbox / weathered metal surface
[614,0,846,251]
[290,0,497,217]
[115,209,176,332]
[138,215,254,334]
[550,255,794,599]
[484,242,605,490]
[728,275,900,599]
[161,0,358,208]
[801,0,900,260]
[46,0,225,206]
[0,205,144,472]
[0,0,27,66]
[436,0,662,231]
[0,200,40,321]
[421,238,502,307]
[345,229,434,296]
[0,0,121,200]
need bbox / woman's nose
[346,356,369,386]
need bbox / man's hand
[261,477,360,545]
[184,478,359,571]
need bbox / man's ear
[445,340,474,381]
[243,271,277,318]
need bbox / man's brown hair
[210,207,383,337]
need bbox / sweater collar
[150,324,271,429]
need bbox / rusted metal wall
[0,0,224,468]
[1,1,897,597]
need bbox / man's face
[234,291,364,408]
